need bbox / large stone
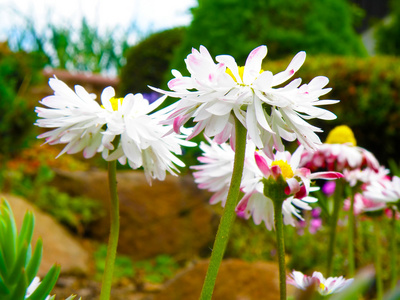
[52,169,217,261]
[0,193,91,276]
[154,259,292,300]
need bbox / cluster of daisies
[35,45,400,296]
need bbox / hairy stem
[199,117,247,300]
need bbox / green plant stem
[348,190,356,277]
[374,218,383,300]
[273,198,287,300]
[99,160,120,300]
[327,179,343,277]
[390,207,397,290]
[199,117,247,300]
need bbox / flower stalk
[99,159,120,300]
[348,189,356,277]
[199,117,247,300]
[390,207,397,290]
[327,179,343,276]
[272,197,287,300]
[373,218,383,300]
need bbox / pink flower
[192,139,342,230]
[236,146,342,229]
[301,143,379,173]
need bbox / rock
[0,193,91,276]
[154,259,293,300]
[51,169,217,261]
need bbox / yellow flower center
[325,125,357,146]
[319,282,326,291]
[270,160,294,179]
[110,97,123,111]
[226,66,263,83]
[102,97,124,111]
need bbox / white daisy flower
[153,45,338,157]
[36,77,194,184]
[97,87,195,184]
[191,138,256,206]
[287,270,353,296]
[35,77,104,158]
[364,175,400,204]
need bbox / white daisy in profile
[35,77,104,158]
[98,87,194,183]
[287,270,353,296]
[364,175,400,204]
[153,45,338,157]
[35,77,194,184]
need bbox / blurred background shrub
[262,54,400,167]
[168,0,367,73]
[0,42,45,161]
[375,0,400,55]
[119,27,185,95]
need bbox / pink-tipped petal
[255,152,271,177]
[310,171,343,180]
[243,45,267,84]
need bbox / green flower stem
[348,190,356,277]
[263,176,289,300]
[390,207,397,290]
[374,218,383,300]
[272,198,287,300]
[326,179,343,277]
[199,117,247,300]
[99,160,120,300]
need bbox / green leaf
[0,200,17,270]
[27,264,60,300]
[26,239,43,284]
[9,269,28,300]
[9,241,28,281]
[17,211,35,253]
[0,246,8,278]
[0,277,10,296]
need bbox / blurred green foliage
[227,205,398,292]
[8,17,131,74]
[170,0,367,73]
[119,27,185,95]
[94,244,179,284]
[375,0,400,55]
[0,144,104,235]
[0,43,45,161]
